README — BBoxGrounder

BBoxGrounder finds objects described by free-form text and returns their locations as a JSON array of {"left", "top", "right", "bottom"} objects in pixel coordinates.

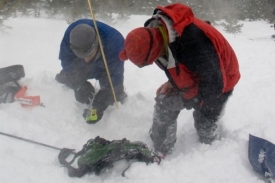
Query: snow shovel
[{"left": 248, "top": 134, "right": 275, "bottom": 183}]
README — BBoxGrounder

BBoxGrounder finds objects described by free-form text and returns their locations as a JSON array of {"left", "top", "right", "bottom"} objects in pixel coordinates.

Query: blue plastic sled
[{"left": 249, "top": 134, "right": 275, "bottom": 182}]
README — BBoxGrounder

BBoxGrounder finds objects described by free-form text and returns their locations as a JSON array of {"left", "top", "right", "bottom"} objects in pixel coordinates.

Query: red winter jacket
[{"left": 146, "top": 3, "right": 240, "bottom": 102}]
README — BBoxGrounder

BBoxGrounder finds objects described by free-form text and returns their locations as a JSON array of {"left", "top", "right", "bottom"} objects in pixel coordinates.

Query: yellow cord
[{"left": 157, "top": 26, "right": 169, "bottom": 56}]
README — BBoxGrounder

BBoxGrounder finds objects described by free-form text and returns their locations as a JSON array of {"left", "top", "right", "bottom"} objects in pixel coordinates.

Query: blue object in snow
[{"left": 248, "top": 134, "right": 275, "bottom": 182}]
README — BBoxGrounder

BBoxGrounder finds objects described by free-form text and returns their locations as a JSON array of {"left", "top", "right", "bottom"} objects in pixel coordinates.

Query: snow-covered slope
[{"left": 0, "top": 16, "right": 275, "bottom": 183}]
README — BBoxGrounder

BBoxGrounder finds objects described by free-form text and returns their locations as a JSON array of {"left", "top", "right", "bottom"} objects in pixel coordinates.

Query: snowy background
[{"left": 0, "top": 15, "right": 275, "bottom": 183}]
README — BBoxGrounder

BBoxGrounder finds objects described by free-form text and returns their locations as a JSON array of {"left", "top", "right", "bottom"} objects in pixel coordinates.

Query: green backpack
[{"left": 58, "top": 136, "right": 161, "bottom": 177}]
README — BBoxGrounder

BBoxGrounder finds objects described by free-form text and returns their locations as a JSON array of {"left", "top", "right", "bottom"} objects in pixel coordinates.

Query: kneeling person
[{"left": 56, "top": 19, "right": 127, "bottom": 123}]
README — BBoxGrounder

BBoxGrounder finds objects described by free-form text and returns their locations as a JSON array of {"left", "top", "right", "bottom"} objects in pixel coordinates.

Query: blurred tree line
[{"left": 0, "top": 0, "right": 275, "bottom": 33}]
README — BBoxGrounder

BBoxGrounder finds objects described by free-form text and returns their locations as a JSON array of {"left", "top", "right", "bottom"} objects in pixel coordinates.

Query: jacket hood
[{"left": 155, "top": 3, "right": 194, "bottom": 35}]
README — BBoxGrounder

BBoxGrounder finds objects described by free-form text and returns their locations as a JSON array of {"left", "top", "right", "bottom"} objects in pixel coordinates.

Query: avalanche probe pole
[
  {"left": 87, "top": 0, "right": 119, "bottom": 109},
  {"left": 0, "top": 131, "right": 75, "bottom": 154}
]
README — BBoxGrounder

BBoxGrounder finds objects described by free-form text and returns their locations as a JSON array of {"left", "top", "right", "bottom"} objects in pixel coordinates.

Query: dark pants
[
  {"left": 150, "top": 101, "right": 180, "bottom": 154},
  {"left": 150, "top": 91, "right": 232, "bottom": 154},
  {"left": 194, "top": 91, "right": 232, "bottom": 143}
]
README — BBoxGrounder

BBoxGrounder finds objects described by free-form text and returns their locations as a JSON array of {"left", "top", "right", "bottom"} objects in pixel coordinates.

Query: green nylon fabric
[{"left": 77, "top": 141, "right": 151, "bottom": 166}]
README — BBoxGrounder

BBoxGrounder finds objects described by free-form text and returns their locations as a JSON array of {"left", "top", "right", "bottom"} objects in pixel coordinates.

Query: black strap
[
  {"left": 141, "top": 28, "right": 153, "bottom": 67},
  {"left": 121, "top": 164, "right": 132, "bottom": 177},
  {"left": 1, "top": 81, "right": 21, "bottom": 103},
  {"left": 68, "top": 149, "right": 86, "bottom": 164}
]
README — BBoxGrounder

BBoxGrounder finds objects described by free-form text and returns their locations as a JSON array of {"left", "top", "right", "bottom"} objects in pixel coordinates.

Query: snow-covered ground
[{"left": 0, "top": 15, "right": 275, "bottom": 183}]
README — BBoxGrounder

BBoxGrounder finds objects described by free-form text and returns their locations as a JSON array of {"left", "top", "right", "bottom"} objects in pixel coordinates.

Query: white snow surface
[{"left": 0, "top": 15, "right": 275, "bottom": 183}]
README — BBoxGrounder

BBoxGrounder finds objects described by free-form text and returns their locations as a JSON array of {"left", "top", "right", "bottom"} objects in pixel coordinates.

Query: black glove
[
  {"left": 92, "top": 89, "right": 113, "bottom": 111},
  {"left": 74, "top": 81, "right": 95, "bottom": 104},
  {"left": 83, "top": 108, "right": 104, "bottom": 124}
]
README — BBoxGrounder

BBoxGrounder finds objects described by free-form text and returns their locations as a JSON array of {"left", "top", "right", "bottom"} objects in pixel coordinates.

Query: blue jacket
[{"left": 59, "top": 19, "right": 124, "bottom": 90}]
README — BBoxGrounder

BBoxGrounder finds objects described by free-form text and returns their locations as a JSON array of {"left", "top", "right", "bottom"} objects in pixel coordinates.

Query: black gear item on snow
[
  {"left": 58, "top": 136, "right": 161, "bottom": 178},
  {"left": 0, "top": 84, "right": 21, "bottom": 104},
  {"left": 0, "top": 65, "right": 25, "bottom": 85},
  {"left": 74, "top": 81, "right": 95, "bottom": 104},
  {"left": 150, "top": 99, "right": 179, "bottom": 155},
  {"left": 0, "top": 65, "right": 25, "bottom": 104}
]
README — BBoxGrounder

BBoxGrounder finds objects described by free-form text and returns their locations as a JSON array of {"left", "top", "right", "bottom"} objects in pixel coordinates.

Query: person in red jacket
[{"left": 119, "top": 3, "right": 240, "bottom": 155}]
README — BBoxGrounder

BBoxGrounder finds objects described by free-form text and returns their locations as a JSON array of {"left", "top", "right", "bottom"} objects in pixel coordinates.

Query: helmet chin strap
[{"left": 140, "top": 28, "right": 153, "bottom": 67}]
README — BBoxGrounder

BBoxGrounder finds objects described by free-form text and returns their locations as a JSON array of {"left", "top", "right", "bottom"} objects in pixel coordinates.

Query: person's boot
[
  {"left": 198, "top": 128, "right": 219, "bottom": 144},
  {"left": 194, "top": 110, "right": 219, "bottom": 145}
]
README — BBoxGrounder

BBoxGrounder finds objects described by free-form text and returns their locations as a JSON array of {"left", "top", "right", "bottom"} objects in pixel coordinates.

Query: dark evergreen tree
[{"left": 0, "top": 0, "right": 274, "bottom": 33}]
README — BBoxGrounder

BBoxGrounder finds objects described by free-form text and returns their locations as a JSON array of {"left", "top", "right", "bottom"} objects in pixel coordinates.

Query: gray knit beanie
[{"left": 69, "top": 24, "right": 98, "bottom": 59}]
